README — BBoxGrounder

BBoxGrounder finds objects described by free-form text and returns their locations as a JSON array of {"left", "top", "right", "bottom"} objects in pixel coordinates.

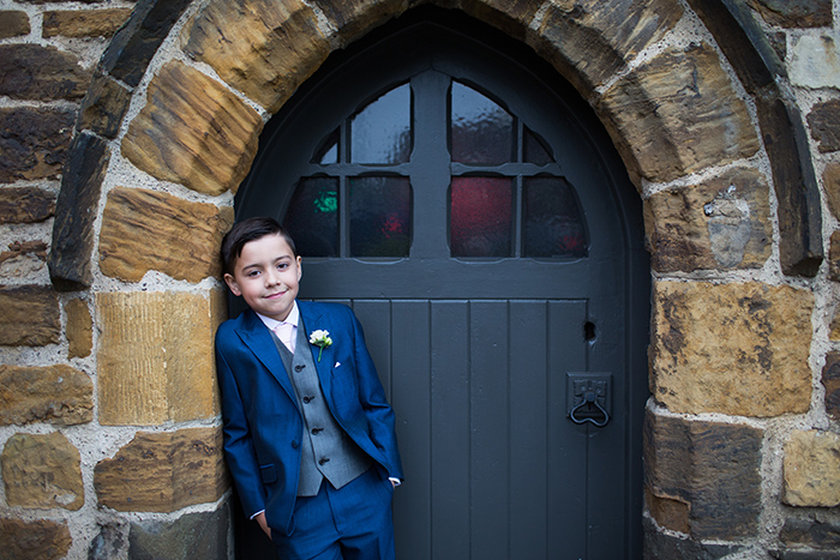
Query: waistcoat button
[{"left": 294, "top": 364, "right": 305, "bottom": 372}]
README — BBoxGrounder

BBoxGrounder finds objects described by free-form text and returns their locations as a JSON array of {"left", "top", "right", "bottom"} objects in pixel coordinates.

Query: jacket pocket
[{"left": 259, "top": 464, "right": 277, "bottom": 485}]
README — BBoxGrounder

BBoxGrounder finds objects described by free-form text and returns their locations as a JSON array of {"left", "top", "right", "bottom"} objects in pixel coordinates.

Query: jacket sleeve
[
  {"left": 347, "top": 307, "right": 405, "bottom": 481},
  {"left": 215, "top": 328, "right": 266, "bottom": 518}
]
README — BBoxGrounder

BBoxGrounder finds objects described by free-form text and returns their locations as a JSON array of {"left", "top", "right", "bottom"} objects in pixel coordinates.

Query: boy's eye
[
  {"left": 246, "top": 270, "right": 260, "bottom": 277},
  {"left": 277, "top": 263, "right": 288, "bottom": 270}
]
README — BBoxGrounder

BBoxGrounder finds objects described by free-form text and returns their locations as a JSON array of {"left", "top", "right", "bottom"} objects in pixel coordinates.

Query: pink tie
[{"left": 274, "top": 322, "right": 295, "bottom": 353}]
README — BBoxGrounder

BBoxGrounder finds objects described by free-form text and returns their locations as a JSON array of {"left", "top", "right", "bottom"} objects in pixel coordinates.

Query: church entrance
[{"left": 234, "top": 9, "right": 649, "bottom": 559}]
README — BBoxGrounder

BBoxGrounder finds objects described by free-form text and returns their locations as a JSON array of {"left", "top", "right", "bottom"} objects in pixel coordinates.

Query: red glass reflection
[{"left": 450, "top": 176, "right": 512, "bottom": 257}]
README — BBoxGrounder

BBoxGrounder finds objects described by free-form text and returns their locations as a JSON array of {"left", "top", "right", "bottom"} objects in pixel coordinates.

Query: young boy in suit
[{"left": 215, "top": 216, "right": 403, "bottom": 560}]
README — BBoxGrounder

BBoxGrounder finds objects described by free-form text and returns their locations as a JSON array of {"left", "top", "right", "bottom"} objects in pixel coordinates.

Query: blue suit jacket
[{"left": 214, "top": 300, "right": 403, "bottom": 535}]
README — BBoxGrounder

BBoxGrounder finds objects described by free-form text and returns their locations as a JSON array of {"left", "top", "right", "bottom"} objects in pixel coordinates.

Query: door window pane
[
  {"left": 350, "top": 176, "right": 412, "bottom": 257},
  {"left": 313, "top": 128, "right": 339, "bottom": 164},
  {"left": 451, "top": 81, "right": 513, "bottom": 164},
  {"left": 450, "top": 176, "right": 512, "bottom": 257},
  {"left": 284, "top": 177, "right": 339, "bottom": 257},
  {"left": 523, "top": 176, "right": 587, "bottom": 257},
  {"left": 350, "top": 84, "right": 412, "bottom": 164},
  {"left": 523, "top": 127, "right": 553, "bottom": 165}
]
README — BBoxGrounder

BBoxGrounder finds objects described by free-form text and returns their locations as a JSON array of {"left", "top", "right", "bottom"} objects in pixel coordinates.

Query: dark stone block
[
  {"left": 88, "top": 520, "right": 128, "bottom": 560},
  {"left": 746, "top": 0, "right": 832, "bottom": 28},
  {"left": 644, "top": 410, "right": 763, "bottom": 539},
  {"left": 76, "top": 71, "right": 132, "bottom": 139},
  {"left": 780, "top": 515, "right": 840, "bottom": 549},
  {"left": 643, "top": 516, "right": 740, "bottom": 560},
  {"left": 755, "top": 91, "right": 823, "bottom": 277},
  {"left": 0, "top": 44, "right": 90, "bottom": 100},
  {"left": 48, "top": 131, "right": 109, "bottom": 291},
  {"left": 0, "top": 285, "right": 60, "bottom": 346},
  {"left": 0, "top": 107, "right": 74, "bottom": 183},
  {"left": 771, "top": 551, "right": 840, "bottom": 560},
  {"left": 822, "top": 352, "right": 840, "bottom": 420},
  {"left": 807, "top": 99, "right": 840, "bottom": 153},
  {"left": 128, "top": 501, "right": 229, "bottom": 560},
  {"left": 100, "top": 0, "right": 192, "bottom": 87},
  {"left": 0, "top": 187, "right": 56, "bottom": 223},
  {"left": 0, "top": 11, "right": 30, "bottom": 39}
]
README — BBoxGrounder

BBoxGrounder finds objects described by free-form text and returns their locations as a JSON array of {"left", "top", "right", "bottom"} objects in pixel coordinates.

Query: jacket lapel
[
  {"left": 235, "top": 309, "right": 298, "bottom": 405},
  {"left": 298, "top": 301, "right": 335, "bottom": 401}
]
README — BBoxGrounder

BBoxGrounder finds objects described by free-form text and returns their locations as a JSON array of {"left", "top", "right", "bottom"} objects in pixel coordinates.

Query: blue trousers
[{"left": 273, "top": 468, "right": 396, "bottom": 560}]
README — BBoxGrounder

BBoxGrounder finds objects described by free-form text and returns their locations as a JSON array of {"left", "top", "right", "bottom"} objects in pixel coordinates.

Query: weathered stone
[
  {"left": 831, "top": 307, "right": 840, "bottom": 342},
  {"left": 128, "top": 503, "right": 230, "bottom": 560},
  {"left": 122, "top": 61, "right": 262, "bottom": 195},
  {"left": 94, "top": 427, "right": 228, "bottom": 512},
  {"left": 823, "top": 353, "right": 840, "bottom": 420},
  {"left": 0, "top": 107, "right": 74, "bottom": 183},
  {"left": 651, "top": 281, "right": 813, "bottom": 416},
  {"left": 534, "top": 0, "right": 682, "bottom": 94},
  {"left": 100, "top": 0, "right": 193, "bottom": 87},
  {"left": 43, "top": 8, "right": 132, "bottom": 38},
  {"left": 313, "top": 0, "right": 407, "bottom": 45},
  {"left": 0, "top": 44, "right": 90, "bottom": 100},
  {"left": 0, "top": 240, "right": 47, "bottom": 283},
  {"left": 99, "top": 186, "right": 234, "bottom": 283},
  {"left": 598, "top": 42, "right": 759, "bottom": 185},
  {"left": 791, "top": 32, "right": 840, "bottom": 90},
  {"left": 181, "top": 0, "right": 331, "bottom": 113},
  {"left": 644, "top": 167, "right": 771, "bottom": 272},
  {"left": 747, "top": 0, "right": 832, "bottom": 28},
  {"left": 0, "top": 11, "right": 30, "bottom": 39},
  {"left": 780, "top": 515, "right": 840, "bottom": 549},
  {"left": 2, "top": 431, "right": 84, "bottom": 510},
  {"left": 0, "top": 186, "right": 56, "bottom": 223},
  {"left": 829, "top": 231, "right": 840, "bottom": 282},
  {"left": 644, "top": 410, "right": 763, "bottom": 539},
  {"left": 0, "top": 285, "right": 60, "bottom": 346},
  {"left": 755, "top": 92, "right": 823, "bottom": 277},
  {"left": 808, "top": 99, "right": 840, "bottom": 153},
  {"left": 446, "top": 0, "right": 540, "bottom": 43},
  {"left": 783, "top": 430, "right": 840, "bottom": 507},
  {"left": 771, "top": 551, "right": 840, "bottom": 560},
  {"left": 65, "top": 297, "right": 92, "bottom": 359},
  {"left": 48, "top": 131, "right": 110, "bottom": 291},
  {"left": 0, "top": 518, "right": 72, "bottom": 560},
  {"left": 88, "top": 520, "right": 128, "bottom": 560},
  {"left": 642, "top": 516, "right": 741, "bottom": 560},
  {"left": 96, "top": 290, "right": 225, "bottom": 425},
  {"left": 76, "top": 71, "right": 132, "bottom": 139},
  {"left": 824, "top": 163, "right": 840, "bottom": 221},
  {"left": 0, "top": 364, "right": 93, "bottom": 426},
  {"left": 645, "top": 486, "right": 689, "bottom": 533}
]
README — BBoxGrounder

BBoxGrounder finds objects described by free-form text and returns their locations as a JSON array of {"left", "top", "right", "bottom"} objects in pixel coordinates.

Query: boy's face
[{"left": 224, "top": 233, "right": 302, "bottom": 322}]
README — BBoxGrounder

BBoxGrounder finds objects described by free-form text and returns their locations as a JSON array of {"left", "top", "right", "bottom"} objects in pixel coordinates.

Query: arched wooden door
[{"left": 234, "top": 9, "right": 649, "bottom": 560}]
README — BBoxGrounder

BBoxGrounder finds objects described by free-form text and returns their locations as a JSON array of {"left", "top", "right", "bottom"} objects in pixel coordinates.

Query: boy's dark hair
[{"left": 221, "top": 217, "right": 297, "bottom": 275}]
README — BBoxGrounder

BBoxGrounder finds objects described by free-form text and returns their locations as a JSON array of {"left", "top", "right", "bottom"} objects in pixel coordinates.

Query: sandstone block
[
  {"left": 598, "top": 42, "right": 759, "bottom": 184},
  {"left": 0, "top": 44, "right": 90, "bottom": 100},
  {"left": 808, "top": 99, "right": 840, "bottom": 153},
  {"left": 642, "top": 516, "right": 741, "bottom": 560},
  {"left": 99, "top": 186, "right": 234, "bottom": 283},
  {"left": 535, "top": 0, "right": 682, "bottom": 92},
  {"left": 644, "top": 167, "right": 771, "bottom": 272},
  {"left": 0, "top": 186, "right": 56, "bottom": 223},
  {"left": 824, "top": 163, "right": 840, "bottom": 221},
  {"left": 94, "top": 427, "right": 228, "bottom": 512},
  {"left": 0, "top": 240, "right": 47, "bottom": 283},
  {"left": 43, "top": 8, "right": 132, "bottom": 38},
  {"left": 0, "top": 364, "right": 93, "bottom": 426},
  {"left": 313, "top": 0, "right": 407, "bottom": 45},
  {"left": 2, "top": 431, "right": 83, "bottom": 510},
  {"left": 831, "top": 307, "right": 840, "bottom": 342},
  {"left": 783, "top": 430, "right": 840, "bottom": 507},
  {"left": 747, "top": 0, "right": 832, "bottom": 28},
  {"left": 88, "top": 520, "right": 128, "bottom": 560},
  {"left": 644, "top": 410, "right": 763, "bottom": 539},
  {"left": 0, "top": 285, "right": 60, "bottom": 346},
  {"left": 122, "top": 61, "right": 262, "bottom": 195},
  {"left": 0, "top": 11, "right": 30, "bottom": 39},
  {"left": 791, "top": 32, "right": 840, "bottom": 90},
  {"left": 181, "top": 0, "right": 330, "bottom": 113},
  {"left": 651, "top": 281, "right": 813, "bottom": 416},
  {"left": 822, "top": 352, "right": 840, "bottom": 420},
  {"left": 0, "top": 107, "right": 74, "bottom": 183},
  {"left": 129, "top": 503, "right": 230, "bottom": 559},
  {"left": 76, "top": 71, "right": 132, "bottom": 139},
  {"left": 0, "top": 518, "right": 72, "bottom": 560},
  {"left": 829, "top": 231, "right": 840, "bottom": 282},
  {"left": 96, "top": 290, "right": 225, "bottom": 425},
  {"left": 65, "top": 297, "right": 92, "bottom": 358}
]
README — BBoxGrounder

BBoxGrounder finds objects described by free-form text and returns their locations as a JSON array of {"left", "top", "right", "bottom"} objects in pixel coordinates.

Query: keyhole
[{"left": 584, "top": 321, "right": 596, "bottom": 342}]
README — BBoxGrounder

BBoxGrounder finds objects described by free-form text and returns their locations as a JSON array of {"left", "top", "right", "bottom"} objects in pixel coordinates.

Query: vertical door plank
[
  {"left": 391, "top": 301, "right": 431, "bottom": 560},
  {"left": 430, "top": 301, "right": 471, "bottom": 559},
  {"left": 469, "top": 301, "right": 510, "bottom": 560},
  {"left": 352, "top": 300, "right": 393, "bottom": 398}
]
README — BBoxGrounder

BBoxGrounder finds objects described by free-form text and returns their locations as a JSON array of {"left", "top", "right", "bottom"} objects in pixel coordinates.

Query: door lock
[{"left": 566, "top": 372, "right": 611, "bottom": 427}]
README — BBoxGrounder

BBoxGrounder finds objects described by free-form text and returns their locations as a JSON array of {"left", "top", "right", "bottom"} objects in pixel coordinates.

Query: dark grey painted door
[{"left": 235, "top": 9, "right": 648, "bottom": 560}]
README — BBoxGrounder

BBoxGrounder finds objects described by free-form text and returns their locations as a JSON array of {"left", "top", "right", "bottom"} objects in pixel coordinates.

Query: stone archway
[{"left": 44, "top": 0, "right": 825, "bottom": 557}]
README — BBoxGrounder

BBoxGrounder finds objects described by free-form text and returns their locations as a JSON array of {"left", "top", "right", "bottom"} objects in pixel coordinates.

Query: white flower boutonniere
[{"left": 309, "top": 329, "right": 333, "bottom": 362}]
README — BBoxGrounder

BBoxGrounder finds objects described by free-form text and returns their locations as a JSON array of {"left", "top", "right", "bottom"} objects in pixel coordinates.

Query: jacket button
[
  {"left": 294, "top": 364, "right": 305, "bottom": 372},
  {"left": 291, "top": 440, "right": 299, "bottom": 449}
]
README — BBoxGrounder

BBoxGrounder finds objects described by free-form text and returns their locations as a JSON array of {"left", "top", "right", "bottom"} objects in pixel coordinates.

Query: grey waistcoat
[{"left": 273, "top": 320, "right": 372, "bottom": 497}]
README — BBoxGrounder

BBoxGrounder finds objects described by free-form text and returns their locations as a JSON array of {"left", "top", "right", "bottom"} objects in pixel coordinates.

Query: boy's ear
[
  {"left": 296, "top": 256, "right": 302, "bottom": 280},
  {"left": 223, "top": 273, "right": 242, "bottom": 296}
]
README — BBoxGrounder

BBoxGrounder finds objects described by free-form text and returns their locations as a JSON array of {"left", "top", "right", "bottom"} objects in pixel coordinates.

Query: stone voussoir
[
  {"left": 0, "top": 364, "right": 93, "bottom": 426},
  {"left": 650, "top": 280, "right": 813, "bottom": 416},
  {"left": 94, "top": 427, "right": 228, "bottom": 512},
  {"left": 96, "top": 289, "right": 226, "bottom": 426},
  {"left": 99, "top": 186, "right": 234, "bottom": 283},
  {"left": 121, "top": 60, "right": 263, "bottom": 196}
]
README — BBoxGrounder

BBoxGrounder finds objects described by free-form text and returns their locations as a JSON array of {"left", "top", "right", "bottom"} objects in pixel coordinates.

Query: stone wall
[{"left": 1, "top": 0, "right": 840, "bottom": 559}]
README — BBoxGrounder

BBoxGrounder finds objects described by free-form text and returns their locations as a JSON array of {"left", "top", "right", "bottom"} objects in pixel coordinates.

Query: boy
[{"left": 215, "top": 217, "right": 403, "bottom": 560}]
